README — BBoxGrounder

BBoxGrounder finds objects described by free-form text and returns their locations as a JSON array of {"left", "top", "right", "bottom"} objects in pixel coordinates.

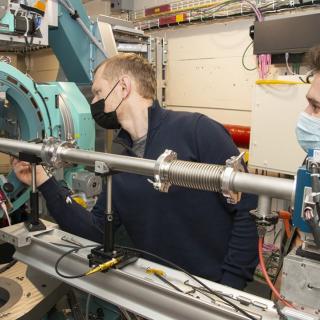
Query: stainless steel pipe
[
  {"left": 0, "top": 138, "right": 42, "bottom": 157},
  {"left": 60, "top": 148, "right": 156, "bottom": 177},
  {"left": 231, "top": 172, "right": 294, "bottom": 201},
  {"left": 0, "top": 138, "right": 155, "bottom": 177},
  {"left": 0, "top": 138, "right": 295, "bottom": 202}
]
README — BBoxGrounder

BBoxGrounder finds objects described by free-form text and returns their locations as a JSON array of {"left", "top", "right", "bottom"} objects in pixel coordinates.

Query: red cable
[{"left": 258, "top": 237, "right": 295, "bottom": 309}]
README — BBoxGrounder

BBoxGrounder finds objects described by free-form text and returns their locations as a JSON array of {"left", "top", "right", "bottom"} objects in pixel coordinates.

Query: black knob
[{"left": 3, "top": 183, "right": 14, "bottom": 193}]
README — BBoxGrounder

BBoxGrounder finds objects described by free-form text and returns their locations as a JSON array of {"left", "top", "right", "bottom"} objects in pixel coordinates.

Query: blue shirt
[{"left": 39, "top": 100, "right": 258, "bottom": 290}]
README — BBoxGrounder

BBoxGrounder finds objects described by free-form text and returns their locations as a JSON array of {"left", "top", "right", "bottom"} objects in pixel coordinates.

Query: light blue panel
[
  {"left": 49, "top": 0, "right": 92, "bottom": 84},
  {"left": 0, "top": 62, "right": 52, "bottom": 140},
  {"left": 0, "top": 12, "right": 14, "bottom": 33},
  {"left": 55, "top": 82, "right": 95, "bottom": 150}
]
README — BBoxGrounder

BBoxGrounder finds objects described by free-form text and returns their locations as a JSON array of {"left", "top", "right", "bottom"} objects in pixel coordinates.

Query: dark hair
[{"left": 305, "top": 45, "right": 320, "bottom": 73}]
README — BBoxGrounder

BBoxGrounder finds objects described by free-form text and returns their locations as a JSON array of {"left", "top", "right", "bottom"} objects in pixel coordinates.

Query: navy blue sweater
[{"left": 39, "top": 100, "right": 258, "bottom": 289}]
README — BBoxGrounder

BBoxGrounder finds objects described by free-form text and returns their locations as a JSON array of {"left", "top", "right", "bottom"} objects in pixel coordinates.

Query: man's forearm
[{"left": 38, "top": 177, "right": 104, "bottom": 243}]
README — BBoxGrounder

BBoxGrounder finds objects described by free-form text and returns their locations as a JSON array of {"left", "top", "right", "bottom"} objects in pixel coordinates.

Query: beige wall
[
  {"left": 83, "top": 0, "right": 111, "bottom": 19},
  {"left": 3, "top": 5, "right": 320, "bottom": 129},
  {"left": 147, "top": 8, "right": 320, "bottom": 126},
  {"left": 23, "top": 48, "right": 60, "bottom": 82},
  {"left": 133, "top": 0, "right": 177, "bottom": 10}
]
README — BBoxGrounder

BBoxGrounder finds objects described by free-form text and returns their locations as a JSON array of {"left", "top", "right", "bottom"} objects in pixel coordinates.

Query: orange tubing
[
  {"left": 278, "top": 210, "right": 292, "bottom": 239},
  {"left": 258, "top": 238, "right": 295, "bottom": 308}
]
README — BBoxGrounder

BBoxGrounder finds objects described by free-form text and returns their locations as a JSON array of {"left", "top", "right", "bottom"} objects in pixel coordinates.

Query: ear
[{"left": 119, "top": 75, "right": 131, "bottom": 99}]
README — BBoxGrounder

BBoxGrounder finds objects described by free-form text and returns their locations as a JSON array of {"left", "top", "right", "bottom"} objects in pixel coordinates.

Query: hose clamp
[
  {"left": 41, "top": 137, "right": 77, "bottom": 168},
  {"left": 221, "top": 152, "right": 244, "bottom": 204},
  {"left": 149, "top": 149, "right": 177, "bottom": 192}
]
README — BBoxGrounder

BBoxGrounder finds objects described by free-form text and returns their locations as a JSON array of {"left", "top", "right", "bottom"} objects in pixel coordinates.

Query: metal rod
[
  {"left": 257, "top": 195, "right": 271, "bottom": 220},
  {"left": 104, "top": 175, "right": 114, "bottom": 253},
  {"left": 231, "top": 172, "right": 294, "bottom": 201},
  {"left": 31, "top": 163, "right": 36, "bottom": 193},
  {"left": 107, "top": 175, "right": 112, "bottom": 217}
]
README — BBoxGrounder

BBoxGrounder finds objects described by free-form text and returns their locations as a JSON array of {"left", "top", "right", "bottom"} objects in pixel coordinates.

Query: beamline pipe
[{"left": 0, "top": 138, "right": 295, "bottom": 201}]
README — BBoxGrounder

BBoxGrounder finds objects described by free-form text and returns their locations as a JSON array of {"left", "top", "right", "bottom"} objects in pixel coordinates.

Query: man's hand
[{"left": 12, "top": 158, "right": 50, "bottom": 187}]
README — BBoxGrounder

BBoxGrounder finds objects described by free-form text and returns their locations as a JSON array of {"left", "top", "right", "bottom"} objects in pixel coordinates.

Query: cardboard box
[{"left": 0, "top": 152, "right": 10, "bottom": 174}]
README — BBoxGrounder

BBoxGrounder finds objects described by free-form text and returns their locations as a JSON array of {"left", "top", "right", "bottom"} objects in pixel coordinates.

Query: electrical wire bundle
[
  {"left": 196, "top": 0, "right": 271, "bottom": 78},
  {"left": 138, "top": 0, "right": 320, "bottom": 29}
]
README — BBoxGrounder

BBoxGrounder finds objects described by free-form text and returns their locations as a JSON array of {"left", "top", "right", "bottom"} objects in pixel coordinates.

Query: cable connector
[
  {"left": 85, "top": 257, "right": 121, "bottom": 276},
  {"left": 70, "top": 10, "right": 79, "bottom": 20}
]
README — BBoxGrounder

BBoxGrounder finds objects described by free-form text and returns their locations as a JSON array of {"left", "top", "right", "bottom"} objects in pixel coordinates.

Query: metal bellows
[{"left": 167, "top": 160, "right": 224, "bottom": 192}]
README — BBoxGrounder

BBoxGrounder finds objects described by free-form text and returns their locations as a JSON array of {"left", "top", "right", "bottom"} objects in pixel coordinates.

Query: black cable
[
  {"left": 273, "top": 228, "right": 282, "bottom": 245},
  {"left": 242, "top": 41, "right": 257, "bottom": 71},
  {"left": 54, "top": 244, "right": 97, "bottom": 279},
  {"left": 32, "top": 81, "right": 53, "bottom": 136},
  {"left": 116, "top": 245, "right": 256, "bottom": 320},
  {"left": 55, "top": 242, "right": 270, "bottom": 319},
  {"left": 0, "top": 260, "right": 17, "bottom": 273}
]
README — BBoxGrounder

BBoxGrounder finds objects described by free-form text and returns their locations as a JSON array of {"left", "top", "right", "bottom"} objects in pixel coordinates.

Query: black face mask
[{"left": 90, "top": 80, "right": 123, "bottom": 129}]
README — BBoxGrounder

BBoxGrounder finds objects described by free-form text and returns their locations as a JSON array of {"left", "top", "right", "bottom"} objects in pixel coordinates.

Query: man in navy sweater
[{"left": 14, "top": 53, "right": 258, "bottom": 290}]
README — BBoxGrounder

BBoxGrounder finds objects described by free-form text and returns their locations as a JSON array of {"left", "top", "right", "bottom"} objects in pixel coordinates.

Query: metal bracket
[
  {"left": 0, "top": 219, "right": 58, "bottom": 247},
  {"left": 221, "top": 152, "right": 244, "bottom": 204},
  {"left": 302, "top": 187, "right": 316, "bottom": 221},
  {"left": 94, "top": 161, "right": 110, "bottom": 175}
]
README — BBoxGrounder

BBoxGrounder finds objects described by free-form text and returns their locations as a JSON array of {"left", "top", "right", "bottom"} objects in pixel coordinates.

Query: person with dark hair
[{"left": 13, "top": 53, "right": 258, "bottom": 290}]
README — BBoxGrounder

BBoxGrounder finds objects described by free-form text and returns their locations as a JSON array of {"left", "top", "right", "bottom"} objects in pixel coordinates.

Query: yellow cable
[{"left": 256, "top": 79, "right": 305, "bottom": 85}]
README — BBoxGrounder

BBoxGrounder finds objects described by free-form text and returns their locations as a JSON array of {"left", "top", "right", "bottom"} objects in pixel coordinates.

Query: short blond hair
[{"left": 96, "top": 53, "right": 156, "bottom": 99}]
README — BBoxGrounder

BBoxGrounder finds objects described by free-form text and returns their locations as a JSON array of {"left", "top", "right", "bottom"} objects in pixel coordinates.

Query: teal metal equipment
[
  {"left": 49, "top": 0, "right": 107, "bottom": 84},
  {"left": 0, "top": 11, "right": 14, "bottom": 33},
  {"left": 0, "top": 62, "right": 95, "bottom": 214}
]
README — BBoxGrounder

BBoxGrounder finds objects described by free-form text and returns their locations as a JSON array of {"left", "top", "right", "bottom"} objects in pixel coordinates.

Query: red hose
[
  {"left": 258, "top": 238, "right": 294, "bottom": 308},
  {"left": 224, "top": 124, "right": 251, "bottom": 149}
]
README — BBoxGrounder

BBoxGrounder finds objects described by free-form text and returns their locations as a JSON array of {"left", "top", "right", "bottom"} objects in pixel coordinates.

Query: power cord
[
  {"left": 116, "top": 245, "right": 257, "bottom": 320},
  {"left": 242, "top": 41, "right": 257, "bottom": 71},
  {"left": 32, "top": 80, "right": 53, "bottom": 136},
  {"left": 54, "top": 244, "right": 97, "bottom": 279},
  {"left": 54, "top": 242, "right": 256, "bottom": 319}
]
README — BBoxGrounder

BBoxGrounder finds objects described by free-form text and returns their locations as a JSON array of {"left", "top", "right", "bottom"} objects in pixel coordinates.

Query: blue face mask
[{"left": 296, "top": 112, "right": 320, "bottom": 152}]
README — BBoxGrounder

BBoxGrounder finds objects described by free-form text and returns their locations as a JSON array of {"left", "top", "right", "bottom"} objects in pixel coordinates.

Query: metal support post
[
  {"left": 104, "top": 174, "right": 114, "bottom": 254},
  {"left": 19, "top": 152, "right": 46, "bottom": 232}
]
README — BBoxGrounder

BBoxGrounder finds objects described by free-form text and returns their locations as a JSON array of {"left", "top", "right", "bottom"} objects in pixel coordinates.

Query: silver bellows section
[{"left": 167, "top": 160, "right": 224, "bottom": 192}]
